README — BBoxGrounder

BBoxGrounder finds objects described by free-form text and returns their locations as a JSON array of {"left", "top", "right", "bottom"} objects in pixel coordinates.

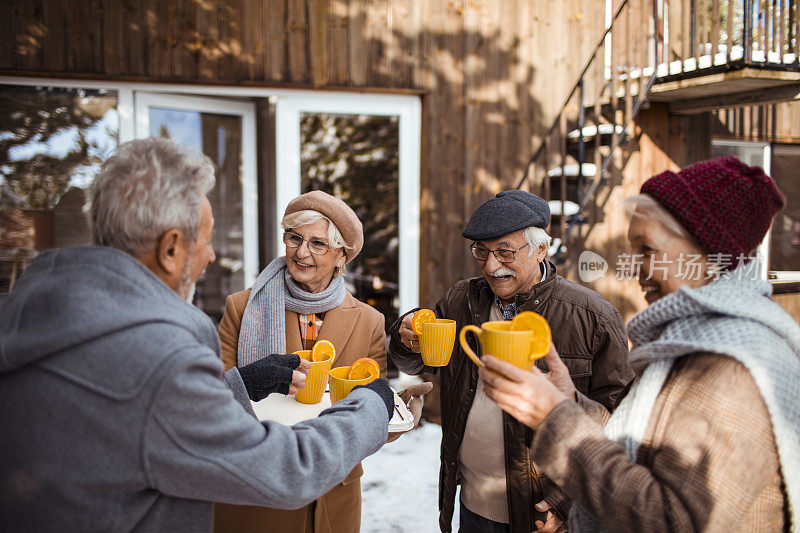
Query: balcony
[
  {"left": 518, "top": 0, "right": 800, "bottom": 266},
  {"left": 639, "top": 0, "right": 800, "bottom": 113}
]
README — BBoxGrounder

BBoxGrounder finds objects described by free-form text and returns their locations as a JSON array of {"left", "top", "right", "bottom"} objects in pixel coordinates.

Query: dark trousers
[{"left": 458, "top": 500, "right": 510, "bottom": 533}]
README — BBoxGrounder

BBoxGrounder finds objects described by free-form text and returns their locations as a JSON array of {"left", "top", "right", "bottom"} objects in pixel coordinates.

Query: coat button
[{"left": 534, "top": 299, "right": 540, "bottom": 305}]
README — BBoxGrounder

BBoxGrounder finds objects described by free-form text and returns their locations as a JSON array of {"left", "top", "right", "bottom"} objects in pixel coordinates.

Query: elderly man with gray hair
[
  {"left": 389, "top": 190, "right": 633, "bottom": 533},
  {"left": 0, "top": 138, "right": 395, "bottom": 532}
]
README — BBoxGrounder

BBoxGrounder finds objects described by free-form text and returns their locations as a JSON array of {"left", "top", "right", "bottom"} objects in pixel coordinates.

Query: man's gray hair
[
  {"left": 523, "top": 226, "right": 552, "bottom": 256},
  {"left": 91, "top": 138, "right": 216, "bottom": 257}
]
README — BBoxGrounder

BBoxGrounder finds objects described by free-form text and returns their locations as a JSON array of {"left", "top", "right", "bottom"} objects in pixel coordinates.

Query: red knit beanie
[{"left": 641, "top": 155, "right": 786, "bottom": 258}]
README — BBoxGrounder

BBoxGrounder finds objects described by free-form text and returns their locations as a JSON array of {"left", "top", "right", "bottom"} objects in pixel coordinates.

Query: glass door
[
  {"left": 275, "top": 93, "right": 421, "bottom": 327},
  {"left": 300, "top": 112, "right": 400, "bottom": 324},
  {"left": 766, "top": 145, "right": 800, "bottom": 281},
  {"left": 711, "top": 140, "right": 771, "bottom": 279},
  {"left": 135, "top": 93, "right": 257, "bottom": 322}
]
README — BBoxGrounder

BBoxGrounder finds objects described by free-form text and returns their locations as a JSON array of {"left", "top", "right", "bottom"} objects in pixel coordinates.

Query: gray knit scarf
[
  {"left": 237, "top": 256, "right": 346, "bottom": 367},
  {"left": 571, "top": 260, "right": 800, "bottom": 532}
]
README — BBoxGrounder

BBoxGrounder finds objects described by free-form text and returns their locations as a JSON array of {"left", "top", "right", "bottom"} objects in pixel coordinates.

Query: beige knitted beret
[{"left": 283, "top": 190, "right": 364, "bottom": 262}]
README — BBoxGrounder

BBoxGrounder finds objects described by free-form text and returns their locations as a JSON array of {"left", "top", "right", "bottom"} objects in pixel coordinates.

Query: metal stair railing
[
  {"left": 516, "top": 0, "right": 664, "bottom": 265},
  {"left": 514, "top": 0, "right": 632, "bottom": 192},
  {"left": 560, "top": 69, "right": 659, "bottom": 258}
]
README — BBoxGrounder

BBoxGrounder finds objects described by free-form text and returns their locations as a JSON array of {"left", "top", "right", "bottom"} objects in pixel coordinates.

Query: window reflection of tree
[
  {"left": 0, "top": 86, "right": 117, "bottom": 293},
  {"left": 0, "top": 86, "right": 117, "bottom": 211},
  {"left": 769, "top": 147, "right": 800, "bottom": 273},
  {"left": 300, "top": 113, "right": 400, "bottom": 330}
]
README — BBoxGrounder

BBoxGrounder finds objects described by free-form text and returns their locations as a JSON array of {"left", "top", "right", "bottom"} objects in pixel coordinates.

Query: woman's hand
[
  {"left": 537, "top": 344, "right": 577, "bottom": 398},
  {"left": 479, "top": 345, "right": 571, "bottom": 429},
  {"left": 288, "top": 358, "right": 311, "bottom": 395}
]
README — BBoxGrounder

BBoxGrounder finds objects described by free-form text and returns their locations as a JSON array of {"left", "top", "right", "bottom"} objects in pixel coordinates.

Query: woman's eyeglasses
[
  {"left": 283, "top": 232, "right": 331, "bottom": 255},
  {"left": 470, "top": 242, "right": 529, "bottom": 263}
]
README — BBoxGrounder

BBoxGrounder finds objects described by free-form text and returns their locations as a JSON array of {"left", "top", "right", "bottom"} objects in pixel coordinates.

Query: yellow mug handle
[{"left": 459, "top": 325, "right": 486, "bottom": 368}]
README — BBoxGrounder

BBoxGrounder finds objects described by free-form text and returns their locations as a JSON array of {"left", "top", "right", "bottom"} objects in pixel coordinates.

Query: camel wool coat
[{"left": 213, "top": 288, "right": 386, "bottom": 533}]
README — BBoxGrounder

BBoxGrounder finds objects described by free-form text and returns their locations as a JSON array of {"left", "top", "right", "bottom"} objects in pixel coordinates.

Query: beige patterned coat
[{"left": 534, "top": 353, "right": 785, "bottom": 532}]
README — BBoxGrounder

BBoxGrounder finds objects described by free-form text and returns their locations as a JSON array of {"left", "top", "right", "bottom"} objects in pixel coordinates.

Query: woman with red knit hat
[{"left": 477, "top": 156, "right": 800, "bottom": 531}]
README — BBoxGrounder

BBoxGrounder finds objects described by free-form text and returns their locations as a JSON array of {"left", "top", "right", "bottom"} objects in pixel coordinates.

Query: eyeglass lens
[
  {"left": 283, "top": 232, "right": 330, "bottom": 255},
  {"left": 471, "top": 246, "right": 515, "bottom": 263}
]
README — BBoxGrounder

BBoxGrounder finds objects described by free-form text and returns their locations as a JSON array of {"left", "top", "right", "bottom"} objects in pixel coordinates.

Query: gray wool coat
[{"left": 0, "top": 246, "right": 388, "bottom": 532}]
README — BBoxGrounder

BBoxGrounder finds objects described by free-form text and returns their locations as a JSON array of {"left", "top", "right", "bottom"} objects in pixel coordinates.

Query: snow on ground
[
  {"left": 361, "top": 375, "right": 460, "bottom": 532},
  {"left": 361, "top": 422, "right": 461, "bottom": 532}
]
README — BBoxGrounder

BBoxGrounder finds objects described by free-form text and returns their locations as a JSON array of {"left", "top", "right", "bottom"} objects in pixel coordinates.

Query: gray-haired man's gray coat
[{"left": 0, "top": 246, "right": 388, "bottom": 532}]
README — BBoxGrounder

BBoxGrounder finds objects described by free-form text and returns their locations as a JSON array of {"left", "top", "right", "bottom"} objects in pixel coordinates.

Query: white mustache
[{"left": 487, "top": 267, "right": 516, "bottom": 278}]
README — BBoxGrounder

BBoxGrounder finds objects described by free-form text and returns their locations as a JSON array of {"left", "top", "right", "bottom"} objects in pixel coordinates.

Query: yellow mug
[
  {"left": 328, "top": 365, "right": 377, "bottom": 404},
  {"left": 459, "top": 321, "right": 545, "bottom": 370},
  {"left": 419, "top": 319, "right": 457, "bottom": 366},
  {"left": 293, "top": 349, "right": 334, "bottom": 404}
]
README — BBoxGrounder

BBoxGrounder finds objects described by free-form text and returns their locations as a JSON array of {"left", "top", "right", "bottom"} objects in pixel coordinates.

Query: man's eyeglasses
[
  {"left": 470, "top": 242, "right": 529, "bottom": 263},
  {"left": 283, "top": 232, "right": 331, "bottom": 255}
]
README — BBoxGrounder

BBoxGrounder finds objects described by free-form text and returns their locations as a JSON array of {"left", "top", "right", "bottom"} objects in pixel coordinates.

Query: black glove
[
  {"left": 354, "top": 377, "right": 394, "bottom": 420},
  {"left": 238, "top": 353, "right": 301, "bottom": 402}
]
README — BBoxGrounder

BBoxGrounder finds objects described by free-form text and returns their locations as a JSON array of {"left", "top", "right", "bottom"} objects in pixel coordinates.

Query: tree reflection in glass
[{"left": 300, "top": 113, "right": 400, "bottom": 330}]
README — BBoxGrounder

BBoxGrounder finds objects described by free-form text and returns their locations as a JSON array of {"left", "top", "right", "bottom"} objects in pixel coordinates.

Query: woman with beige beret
[{"left": 213, "top": 190, "right": 387, "bottom": 533}]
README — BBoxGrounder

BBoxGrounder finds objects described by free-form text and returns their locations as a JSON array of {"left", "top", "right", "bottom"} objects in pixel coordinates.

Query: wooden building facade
[{"left": 1, "top": 0, "right": 798, "bottom": 324}]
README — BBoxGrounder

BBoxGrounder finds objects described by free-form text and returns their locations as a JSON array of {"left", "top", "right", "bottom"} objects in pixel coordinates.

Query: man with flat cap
[{"left": 389, "top": 190, "right": 633, "bottom": 533}]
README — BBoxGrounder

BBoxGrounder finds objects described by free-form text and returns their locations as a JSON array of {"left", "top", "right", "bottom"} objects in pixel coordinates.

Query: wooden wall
[
  {"left": 577, "top": 99, "right": 800, "bottom": 324},
  {"left": 775, "top": 291, "right": 800, "bottom": 320},
  {"left": 5, "top": 0, "right": 798, "bottom": 324},
  {"left": 711, "top": 101, "right": 800, "bottom": 143},
  {"left": 1, "top": 0, "right": 609, "bottom": 304},
  {"left": 576, "top": 102, "right": 713, "bottom": 320}
]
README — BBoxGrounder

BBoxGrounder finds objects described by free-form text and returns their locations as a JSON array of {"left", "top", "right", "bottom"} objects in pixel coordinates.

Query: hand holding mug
[
  {"left": 478, "top": 345, "right": 570, "bottom": 429},
  {"left": 534, "top": 500, "right": 566, "bottom": 533},
  {"left": 398, "top": 313, "right": 421, "bottom": 353},
  {"left": 288, "top": 358, "right": 311, "bottom": 394}
]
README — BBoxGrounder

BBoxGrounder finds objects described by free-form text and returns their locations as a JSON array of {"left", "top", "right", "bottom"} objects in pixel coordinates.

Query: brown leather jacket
[{"left": 389, "top": 261, "right": 633, "bottom": 532}]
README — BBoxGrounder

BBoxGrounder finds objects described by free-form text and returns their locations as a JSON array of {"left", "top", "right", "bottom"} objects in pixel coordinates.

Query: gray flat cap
[{"left": 462, "top": 190, "right": 550, "bottom": 241}]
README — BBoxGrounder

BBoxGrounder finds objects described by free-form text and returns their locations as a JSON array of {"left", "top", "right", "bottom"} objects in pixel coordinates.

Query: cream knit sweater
[{"left": 458, "top": 305, "right": 509, "bottom": 523}]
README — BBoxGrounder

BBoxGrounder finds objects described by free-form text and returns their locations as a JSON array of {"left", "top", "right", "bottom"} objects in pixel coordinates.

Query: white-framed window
[
  {"left": 0, "top": 76, "right": 423, "bottom": 318},
  {"left": 135, "top": 92, "right": 259, "bottom": 291},
  {"left": 275, "top": 93, "right": 421, "bottom": 319},
  {"left": 767, "top": 144, "right": 800, "bottom": 282},
  {"left": 712, "top": 139, "right": 800, "bottom": 282}
]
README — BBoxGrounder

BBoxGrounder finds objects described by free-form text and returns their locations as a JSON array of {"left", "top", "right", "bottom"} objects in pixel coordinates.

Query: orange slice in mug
[
  {"left": 510, "top": 311, "right": 552, "bottom": 358},
  {"left": 311, "top": 339, "right": 336, "bottom": 362},
  {"left": 411, "top": 309, "right": 436, "bottom": 336},
  {"left": 348, "top": 357, "right": 381, "bottom": 380}
]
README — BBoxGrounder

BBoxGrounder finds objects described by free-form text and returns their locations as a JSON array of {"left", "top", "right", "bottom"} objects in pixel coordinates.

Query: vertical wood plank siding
[
  {"left": 3, "top": 0, "right": 799, "bottom": 318},
  {"left": 0, "top": 2, "right": 13, "bottom": 70},
  {"left": 42, "top": 1, "right": 67, "bottom": 71},
  {"left": 13, "top": 1, "right": 43, "bottom": 70}
]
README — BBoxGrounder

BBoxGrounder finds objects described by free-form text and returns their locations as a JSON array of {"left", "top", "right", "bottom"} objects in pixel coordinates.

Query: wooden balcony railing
[
  {"left": 659, "top": 0, "right": 798, "bottom": 79},
  {"left": 517, "top": 0, "right": 662, "bottom": 263},
  {"left": 518, "top": 0, "right": 799, "bottom": 267}
]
